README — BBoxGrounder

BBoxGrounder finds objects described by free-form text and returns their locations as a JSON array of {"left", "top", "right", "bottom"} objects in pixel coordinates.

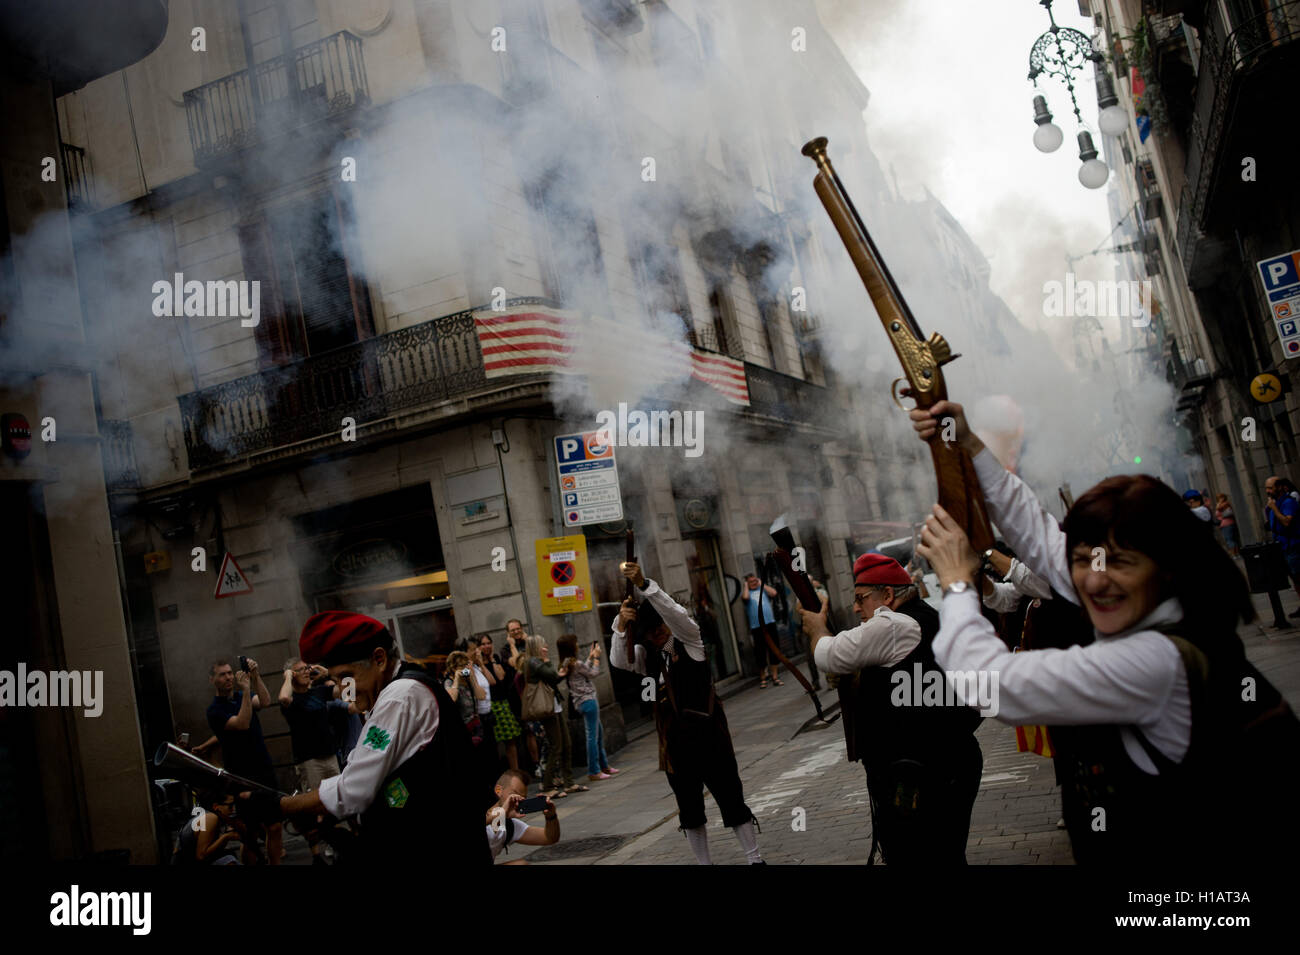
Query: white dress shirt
[
  {"left": 982, "top": 558, "right": 1053, "bottom": 614},
  {"left": 934, "top": 447, "right": 1191, "bottom": 774},
  {"left": 812, "top": 607, "right": 922, "bottom": 675},
  {"left": 316, "top": 672, "right": 440, "bottom": 818},
  {"left": 609, "top": 579, "right": 705, "bottom": 679}
]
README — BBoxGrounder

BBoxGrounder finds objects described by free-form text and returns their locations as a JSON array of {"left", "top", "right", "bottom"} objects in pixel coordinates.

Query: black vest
[
  {"left": 853, "top": 605, "right": 983, "bottom": 776},
  {"left": 657, "top": 642, "right": 714, "bottom": 716},
  {"left": 353, "top": 665, "right": 491, "bottom": 867},
  {"left": 1050, "top": 623, "right": 1299, "bottom": 866}
]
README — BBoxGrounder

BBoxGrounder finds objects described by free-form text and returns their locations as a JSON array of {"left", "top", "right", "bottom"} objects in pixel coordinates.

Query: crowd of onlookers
[{"left": 171, "top": 619, "right": 614, "bottom": 864}]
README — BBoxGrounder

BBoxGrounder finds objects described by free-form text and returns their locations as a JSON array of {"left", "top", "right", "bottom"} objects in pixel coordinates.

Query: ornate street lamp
[{"left": 1026, "top": 0, "right": 1117, "bottom": 188}]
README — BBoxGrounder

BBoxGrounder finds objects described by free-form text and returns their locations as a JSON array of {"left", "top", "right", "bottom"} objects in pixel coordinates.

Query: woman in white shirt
[{"left": 911, "top": 399, "right": 1262, "bottom": 865}]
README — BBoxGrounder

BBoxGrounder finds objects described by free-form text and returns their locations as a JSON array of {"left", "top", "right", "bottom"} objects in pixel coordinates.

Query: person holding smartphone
[
  {"left": 484, "top": 769, "right": 559, "bottom": 862},
  {"left": 279, "top": 656, "right": 342, "bottom": 864},
  {"left": 559, "top": 633, "right": 618, "bottom": 781}
]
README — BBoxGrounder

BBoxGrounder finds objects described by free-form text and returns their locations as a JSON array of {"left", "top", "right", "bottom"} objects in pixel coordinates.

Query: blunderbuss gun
[
  {"left": 155, "top": 742, "right": 358, "bottom": 858},
  {"left": 801, "top": 136, "right": 995, "bottom": 556},
  {"left": 764, "top": 515, "right": 839, "bottom": 725}
]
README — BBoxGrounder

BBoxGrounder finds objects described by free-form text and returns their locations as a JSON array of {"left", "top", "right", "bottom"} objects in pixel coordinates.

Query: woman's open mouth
[{"left": 1088, "top": 594, "right": 1126, "bottom": 613}]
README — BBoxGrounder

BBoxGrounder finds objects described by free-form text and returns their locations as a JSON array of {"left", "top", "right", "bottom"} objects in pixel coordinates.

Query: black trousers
[
  {"left": 750, "top": 624, "right": 778, "bottom": 670},
  {"left": 865, "top": 735, "right": 982, "bottom": 865},
  {"left": 664, "top": 705, "right": 753, "bottom": 830}
]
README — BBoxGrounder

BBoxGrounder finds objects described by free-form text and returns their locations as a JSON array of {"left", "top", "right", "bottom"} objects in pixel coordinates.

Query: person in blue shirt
[
  {"left": 741, "top": 572, "right": 783, "bottom": 687},
  {"left": 1265, "top": 476, "right": 1300, "bottom": 617}
]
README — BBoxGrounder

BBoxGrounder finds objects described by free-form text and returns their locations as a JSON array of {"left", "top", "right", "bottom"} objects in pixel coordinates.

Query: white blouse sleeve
[{"left": 972, "top": 448, "right": 1076, "bottom": 603}]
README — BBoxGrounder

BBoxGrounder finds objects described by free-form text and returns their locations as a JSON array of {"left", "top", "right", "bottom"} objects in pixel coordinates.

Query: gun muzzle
[{"left": 152, "top": 742, "right": 284, "bottom": 799}]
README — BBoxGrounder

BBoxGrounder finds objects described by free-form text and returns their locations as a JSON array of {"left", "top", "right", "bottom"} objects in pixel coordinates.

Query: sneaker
[
  {"left": 603, "top": 767, "right": 620, "bottom": 775},
  {"left": 589, "top": 772, "right": 612, "bottom": 780}
]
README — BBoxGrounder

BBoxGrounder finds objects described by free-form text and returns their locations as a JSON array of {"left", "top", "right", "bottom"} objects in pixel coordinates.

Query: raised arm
[
  {"left": 609, "top": 600, "right": 646, "bottom": 675},
  {"left": 911, "top": 400, "right": 1073, "bottom": 602}
]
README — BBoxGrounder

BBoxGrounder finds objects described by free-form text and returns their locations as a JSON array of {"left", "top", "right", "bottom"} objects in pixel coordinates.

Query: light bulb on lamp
[
  {"left": 1095, "top": 71, "right": 1128, "bottom": 137},
  {"left": 1032, "top": 95, "right": 1063, "bottom": 153},
  {"left": 1076, "top": 131, "right": 1109, "bottom": 188}
]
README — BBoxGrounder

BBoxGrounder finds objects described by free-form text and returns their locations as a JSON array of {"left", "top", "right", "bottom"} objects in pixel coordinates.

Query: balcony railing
[
  {"left": 60, "top": 142, "right": 94, "bottom": 212},
  {"left": 178, "top": 307, "right": 485, "bottom": 470},
  {"left": 689, "top": 324, "right": 743, "bottom": 361},
  {"left": 1181, "top": 1, "right": 1299, "bottom": 254},
  {"left": 183, "top": 31, "right": 369, "bottom": 165},
  {"left": 744, "top": 363, "right": 826, "bottom": 424}
]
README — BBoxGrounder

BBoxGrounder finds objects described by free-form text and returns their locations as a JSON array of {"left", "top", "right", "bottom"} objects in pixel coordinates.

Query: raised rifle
[
  {"left": 624, "top": 527, "right": 638, "bottom": 661},
  {"left": 801, "top": 137, "right": 994, "bottom": 555}
]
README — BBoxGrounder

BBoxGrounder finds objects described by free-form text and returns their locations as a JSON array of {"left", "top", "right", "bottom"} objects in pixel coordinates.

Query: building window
[
  {"left": 702, "top": 284, "right": 741, "bottom": 359},
  {"left": 525, "top": 170, "right": 607, "bottom": 310},
  {"left": 239, "top": 188, "right": 373, "bottom": 365},
  {"left": 632, "top": 242, "right": 691, "bottom": 328}
]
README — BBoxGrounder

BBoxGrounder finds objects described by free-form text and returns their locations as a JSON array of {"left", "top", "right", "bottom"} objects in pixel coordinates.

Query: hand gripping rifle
[
  {"left": 764, "top": 515, "right": 838, "bottom": 725},
  {"left": 801, "top": 137, "right": 994, "bottom": 556},
  {"left": 623, "top": 527, "right": 638, "bottom": 662}
]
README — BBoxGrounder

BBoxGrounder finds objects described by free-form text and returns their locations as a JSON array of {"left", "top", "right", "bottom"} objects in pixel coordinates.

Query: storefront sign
[{"left": 535, "top": 535, "right": 593, "bottom": 615}]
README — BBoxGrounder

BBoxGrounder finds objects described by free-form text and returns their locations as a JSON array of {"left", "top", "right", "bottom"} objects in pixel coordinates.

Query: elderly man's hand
[{"left": 797, "top": 596, "right": 830, "bottom": 639}]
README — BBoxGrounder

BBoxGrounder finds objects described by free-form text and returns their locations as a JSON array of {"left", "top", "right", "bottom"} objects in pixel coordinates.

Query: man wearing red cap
[
  {"left": 799, "top": 552, "right": 983, "bottom": 865},
  {"left": 269, "top": 611, "right": 490, "bottom": 866}
]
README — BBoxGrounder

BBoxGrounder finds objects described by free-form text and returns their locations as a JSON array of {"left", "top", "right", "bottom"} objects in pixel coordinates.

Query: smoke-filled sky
[{"left": 815, "top": 0, "right": 1119, "bottom": 343}]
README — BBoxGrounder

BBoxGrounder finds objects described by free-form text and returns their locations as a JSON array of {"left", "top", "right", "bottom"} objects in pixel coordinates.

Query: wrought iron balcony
[
  {"left": 1135, "top": 159, "right": 1163, "bottom": 221},
  {"left": 689, "top": 324, "right": 743, "bottom": 361},
  {"left": 60, "top": 142, "right": 95, "bottom": 212},
  {"left": 744, "top": 363, "right": 827, "bottom": 425},
  {"left": 1181, "top": 1, "right": 1299, "bottom": 249},
  {"left": 178, "top": 307, "right": 485, "bottom": 471},
  {"left": 182, "top": 31, "right": 369, "bottom": 166}
]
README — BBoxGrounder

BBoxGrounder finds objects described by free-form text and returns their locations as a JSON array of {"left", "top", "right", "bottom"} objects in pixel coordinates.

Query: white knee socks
[
  {"left": 733, "top": 820, "right": 762, "bottom": 864},
  {"left": 684, "top": 825, "right": 712, "bottom": 865}
]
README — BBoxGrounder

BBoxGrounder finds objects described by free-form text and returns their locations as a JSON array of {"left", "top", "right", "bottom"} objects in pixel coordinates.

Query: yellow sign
[
  {"left": 143, "top": 550, "right": 172, "bottom": 574},
  {"left": 535, "top": 535, "right": 593, "bottom": 616},
  {"left": 1252, "top": 373, "right": 1282, "bottom": 403}
]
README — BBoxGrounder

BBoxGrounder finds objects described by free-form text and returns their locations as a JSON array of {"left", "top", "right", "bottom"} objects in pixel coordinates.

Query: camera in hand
[
  {"left": 238, "top": 655, "right": 251, "bottom": 673},
  {"left": 460, "top": 668, "right": 471, "bottom": 678},
  {"left": 518, "top": 795, "right": 549, "bottom": 814}
]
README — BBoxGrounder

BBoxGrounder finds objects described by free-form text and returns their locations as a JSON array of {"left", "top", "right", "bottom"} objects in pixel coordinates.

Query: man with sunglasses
[{"left": 798, "top": 553, "right": 983, "bottom": 865}]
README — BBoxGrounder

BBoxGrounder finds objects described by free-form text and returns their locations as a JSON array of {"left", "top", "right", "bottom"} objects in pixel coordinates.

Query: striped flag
[{"left": 473, "top": 305, "right": 749, "bottom": 406}]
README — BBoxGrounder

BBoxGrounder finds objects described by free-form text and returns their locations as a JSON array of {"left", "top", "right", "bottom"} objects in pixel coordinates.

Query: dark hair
[
  {"left": 1063, "top": 474, "right": 1254, "bottom": 653},
  {"left": 630, "top": 600, "right": 665, "bottom": 644},
  {"left": 209, "top": 659, "right": 231, "bottom": 677},
  {"left": 556, "top": 633, "right": 578, "bottom": 659},
  {"left": 197, "top": 788, "right": 230, "bottom": 810}
]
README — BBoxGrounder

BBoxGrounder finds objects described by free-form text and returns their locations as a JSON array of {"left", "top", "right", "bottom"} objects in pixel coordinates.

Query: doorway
[{"left": 685, "top": 535, "right": 740, "bottom": 682}]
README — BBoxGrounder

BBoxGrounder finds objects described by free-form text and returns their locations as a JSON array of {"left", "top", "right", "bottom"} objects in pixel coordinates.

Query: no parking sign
[{"left": 535, "top": 535, "right": 593, "bottom": 615}]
